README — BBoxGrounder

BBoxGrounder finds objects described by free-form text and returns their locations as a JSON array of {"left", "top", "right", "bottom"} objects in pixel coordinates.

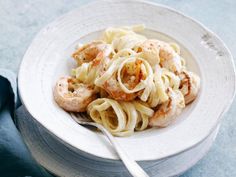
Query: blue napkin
[{"left": 0, "top": 69, "right": 53, "bottom": 177}]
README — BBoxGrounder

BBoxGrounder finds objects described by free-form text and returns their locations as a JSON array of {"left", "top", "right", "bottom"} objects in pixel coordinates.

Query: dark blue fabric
[{"left": 0, "top": 75, "right": 53, "bottom": 177}]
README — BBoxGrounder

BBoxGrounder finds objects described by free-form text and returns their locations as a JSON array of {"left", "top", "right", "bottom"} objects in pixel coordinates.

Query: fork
[{"left": 70, "top": 113, "right": 149, "bottom": 177}]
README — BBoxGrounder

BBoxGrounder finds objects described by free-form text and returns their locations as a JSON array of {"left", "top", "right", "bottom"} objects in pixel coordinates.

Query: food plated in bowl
[
  {"left": 53, "top": 25, "right": 200, "bottom": 136},
  {"left": 18, "top": 0, "right": 235, "bottom": 161}
]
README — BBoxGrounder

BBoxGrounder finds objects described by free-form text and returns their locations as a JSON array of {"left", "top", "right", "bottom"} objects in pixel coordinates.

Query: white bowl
[
  {"left": 18, "top": 0, "right": 235, "bottom": 161},
  {"left": 17, "top": 105, "right": 220, "bottom": 177}
]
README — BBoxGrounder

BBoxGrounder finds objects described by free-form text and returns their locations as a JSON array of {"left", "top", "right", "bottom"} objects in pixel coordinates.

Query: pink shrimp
[
  {"left": 72, "top": 41, "right": 112, "bottom": 65},
  {"left": 149, "top": 88, "right": 185, "bottom": 127},
  {"left": 179, "top": 70, "right": 200, "bottom": 104},
  {"left": 54, "top": 77, "right": 96, "bottom": 112},
  {"left": 138, "top": 39, "right": 182, "bottom": 73}
]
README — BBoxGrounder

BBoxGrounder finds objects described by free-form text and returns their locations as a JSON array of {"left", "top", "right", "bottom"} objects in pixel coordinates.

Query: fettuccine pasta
[{"left": 53, "top": 25, "right": 200, "bottom": 136}]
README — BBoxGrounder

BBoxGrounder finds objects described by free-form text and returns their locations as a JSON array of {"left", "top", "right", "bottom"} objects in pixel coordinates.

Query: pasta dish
[{"left": 53, "top": 25, "right": 200, "bottom": 136}]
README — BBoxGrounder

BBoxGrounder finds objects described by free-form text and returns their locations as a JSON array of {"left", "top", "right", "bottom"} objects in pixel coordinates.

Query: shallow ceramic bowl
[{"left": 18, "top": 0, "right": 235, "bottom": 161}]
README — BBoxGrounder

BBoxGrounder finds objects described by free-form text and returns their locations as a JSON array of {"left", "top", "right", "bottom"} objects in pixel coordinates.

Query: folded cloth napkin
[{"left": 0, "top": 69, "right": 54, "bottom": 177}]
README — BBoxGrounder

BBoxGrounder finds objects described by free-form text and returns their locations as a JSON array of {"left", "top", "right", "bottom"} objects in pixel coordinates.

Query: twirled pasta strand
[{"left": 87, "top": 98, "right": 154, "bottom": 136}]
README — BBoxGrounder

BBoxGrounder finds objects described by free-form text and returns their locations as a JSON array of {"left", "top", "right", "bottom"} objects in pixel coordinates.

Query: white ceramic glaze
[
  {"left": 17, "top": 106, "right": 220, "bottom": 177},
  {"left": 18, "top": 0, "right": 235, "bottom": 161}
]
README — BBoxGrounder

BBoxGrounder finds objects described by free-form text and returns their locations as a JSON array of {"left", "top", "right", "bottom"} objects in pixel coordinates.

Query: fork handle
[{"left": 93, "top": 123, "right": 149, "bottom": 177}]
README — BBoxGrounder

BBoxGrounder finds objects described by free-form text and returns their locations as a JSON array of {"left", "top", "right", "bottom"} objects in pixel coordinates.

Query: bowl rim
[{"left": 18, "top": 0, "right": 236, "bottom": 161}]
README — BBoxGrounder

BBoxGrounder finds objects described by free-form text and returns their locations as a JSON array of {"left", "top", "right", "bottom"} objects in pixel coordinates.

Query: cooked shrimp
[
  {"left": 179, "top": 71, "right": 200, "bottom": 104},
  {"left": 72, "top": 41, "right": 112, "bottom": 65},
  {"left": 102, "top": 58, "right": 148, "bottom": 101},
  {"left": 54, "top": 77, "right": 96, "bottom": 112},
  {"left": 103, "top": 75, "right": 138, "bottom": 101},
  {"left": 120, "top": 59, "right": 147, "bottom": 90},
  {"left": 149, "top": 88, "right": 185, "bottom": 127},
  {"left": 138, "top": 39, "right": 182, "bottom": 73}
]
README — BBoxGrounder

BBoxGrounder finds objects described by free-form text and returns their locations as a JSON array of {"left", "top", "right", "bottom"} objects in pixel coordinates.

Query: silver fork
[{"left": 70, "top": 113, "right": 149, "bottom": 177}]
